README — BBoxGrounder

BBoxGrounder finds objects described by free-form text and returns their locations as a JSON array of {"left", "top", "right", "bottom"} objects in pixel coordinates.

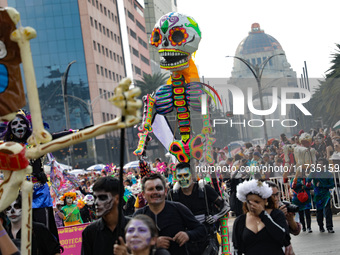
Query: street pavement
[{"left": 226, "top": 214, "right": 340, "bottom": 254}]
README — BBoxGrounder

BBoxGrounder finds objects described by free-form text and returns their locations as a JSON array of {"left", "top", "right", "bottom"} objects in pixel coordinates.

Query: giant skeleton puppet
[
  {"left": 134, "top": 12, "right": 230, "bottom": 254},
  {"left": 134, "top": 12, "right": 221, "bottom": 165},
  {"left": 0, "top": 7, "right": 141, "bottom": 255}
]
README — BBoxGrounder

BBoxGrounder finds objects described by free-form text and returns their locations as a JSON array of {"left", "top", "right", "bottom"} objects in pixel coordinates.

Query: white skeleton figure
[
  {"left": 84, "top": 194, "right": 95, "bottom": 206},
  {"left": 10, "top": 116, "right": 28, "bottom": 139}
]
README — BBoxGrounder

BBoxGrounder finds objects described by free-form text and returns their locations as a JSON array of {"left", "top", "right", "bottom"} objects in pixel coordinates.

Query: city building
[
  {"left": 2, "top": 0, "right": 151, "bottom": 167},
  {"left": 228, "top": 23, "right": 299, "bottom": 141}
]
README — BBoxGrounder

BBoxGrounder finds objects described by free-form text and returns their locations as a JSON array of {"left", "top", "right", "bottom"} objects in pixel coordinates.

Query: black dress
[{"left": 232, "top": 209, "right": 288, "bottom": 255}]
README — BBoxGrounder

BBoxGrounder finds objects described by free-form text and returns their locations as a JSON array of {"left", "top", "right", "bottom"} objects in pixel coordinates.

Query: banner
[{"left": 58, "top": 223, "right": 90, "bottom": 254}]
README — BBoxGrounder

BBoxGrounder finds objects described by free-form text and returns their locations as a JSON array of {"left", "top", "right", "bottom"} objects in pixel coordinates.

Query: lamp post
[
  {"left": 226, "top": 53, "right": 284, "bottom": 143},
  {"left": 61, "top": 60, "right": 76, "bottom": 168}
]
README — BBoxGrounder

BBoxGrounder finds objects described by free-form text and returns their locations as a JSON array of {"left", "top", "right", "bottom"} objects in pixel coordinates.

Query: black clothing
[
  {"left": 298, "top": 209, "right": 311, "bottom": 229},
  {"left": 317, "top": 200, "right": 333, "bottom": 230},
  {"left": 233, "top": 209, "right": 288, "bottom": 255},
  {"left": 168, "top": 183, "right": 219, "bottom": 215},
  {"left": 32, "top": 207, "right": 59, "bottom": 241},
  {"left": 80, "top": 204, "right": 96, "bottom": 223},
  {"left": 134, "top": 201, "right": 206, "bottom": 255},
  {"left": 124, "top": 196, "right": 136, "bottom": 216},
  {"left": 7, "top": 221, "right": 63, "bottom": 255},
  {"left": 81, "top": 216, "right": 128, "bottom": 255}
]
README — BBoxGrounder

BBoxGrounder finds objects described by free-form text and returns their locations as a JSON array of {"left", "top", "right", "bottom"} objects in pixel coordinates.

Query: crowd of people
[{"left": 1, "top": 116, "right": 340, "bottom": 255}]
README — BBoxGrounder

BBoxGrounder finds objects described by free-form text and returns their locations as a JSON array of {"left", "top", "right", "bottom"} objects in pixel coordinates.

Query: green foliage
[{"left": 134, "top": 72, "right": 169, "bottom": 98}]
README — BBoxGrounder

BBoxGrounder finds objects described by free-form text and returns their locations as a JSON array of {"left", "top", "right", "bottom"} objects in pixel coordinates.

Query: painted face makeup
[
  {"left": 143, "top": 179, "right": 166, "bottom": 205},
  {"left": 126, "top": 220, "right": 152, "bottom": 252},
  {"left": 66, "top": 197, "right": 73, "bottom": 205},
  {"left": 176, "top": 167, "right": 192, "bottom": 188},
  {"left": 6, "top": 200, "right": 22, "bottom": 223},
  {"left": 93, "top": 191, "right": 114, "bottom": 217},
  {"left": 10, "top": 116, "right": 27, "bottom": 139}
]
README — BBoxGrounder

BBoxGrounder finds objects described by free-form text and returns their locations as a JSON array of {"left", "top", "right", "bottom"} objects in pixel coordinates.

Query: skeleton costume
[{"left": 60, "top": 192, "right": 83, "bottom": 226}]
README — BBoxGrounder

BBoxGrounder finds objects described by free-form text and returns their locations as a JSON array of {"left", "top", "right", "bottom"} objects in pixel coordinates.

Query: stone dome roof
[{"left": 236, "top": 23, "right": 282, "bottom": 55}]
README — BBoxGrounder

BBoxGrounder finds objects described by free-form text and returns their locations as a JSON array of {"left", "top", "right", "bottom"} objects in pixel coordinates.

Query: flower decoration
[
  {"left": 77, "top": 199, "right": 85, "bottom": 209},
  {"left": 157, "top": 162, "right": 167, "bottom": 173},
  {"left": 150, "top": 28, "right": 162, "bottom": 47},
  {"left": 168, "top": 27, "right": 188, "bottom": 46},
  {"left": 61, "top": 191, "right": 77, "bottom": 201},
  {"left": 236, "top": 180, "right": 272, "bottom": 203}
]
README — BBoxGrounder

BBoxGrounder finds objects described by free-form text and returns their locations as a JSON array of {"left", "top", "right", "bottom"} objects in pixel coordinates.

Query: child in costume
[{"left": 60, "top": 192, "right": 83, "bottom": 226}]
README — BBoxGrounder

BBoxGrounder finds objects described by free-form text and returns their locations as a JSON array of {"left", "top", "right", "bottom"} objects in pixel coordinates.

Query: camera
[{"left": 280, "top": 201, "right": 299, "bottom": 213}]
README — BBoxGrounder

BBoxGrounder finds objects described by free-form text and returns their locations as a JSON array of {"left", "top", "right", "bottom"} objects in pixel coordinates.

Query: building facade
[{"left": 3, "top": 0, "right": 151, "bottom": 166}]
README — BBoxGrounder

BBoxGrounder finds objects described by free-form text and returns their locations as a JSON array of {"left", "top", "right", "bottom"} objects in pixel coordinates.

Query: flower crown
[
  {"left": 61, "top": 191, "right": 77, "bottom": 201},
  {"left": 236, "top": 179, "right": 272, "bottom": 202}
]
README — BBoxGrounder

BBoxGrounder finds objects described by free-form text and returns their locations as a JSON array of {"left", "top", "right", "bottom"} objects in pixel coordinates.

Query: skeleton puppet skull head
[
  {"left": 10, "top": 115, "right": 28, "bottom": 139},
  {"left": 150, "top": 12, "right": 201, "bottom": 71},
  {"left": 84, "top": 194, "right": 95, "bottom": 206}
]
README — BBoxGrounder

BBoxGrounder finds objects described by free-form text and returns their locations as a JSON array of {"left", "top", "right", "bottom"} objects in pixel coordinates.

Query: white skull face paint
[
  {"left": 126, "top": 219, "right": 152, "bottom": 252},
  {"left": 66, "top": 197, "right": 73, "bottom": 205},
  {"left": 176, "top": 167, "right": 192, "bottom": 188},
  {"left": 93, "top": 191, "right": 114, "bottom": 217},
  {"left": 10, "top": 116, "right": 28, "bottom": 139},
  {"left": 150, "top": 12, "right": 201, "bottom": 71},
  {"left": 6, "top": 200, "right": 22, "bottom": 223},
  {"left": 84, "top": 194, "right": 95, "bottom": 206}
]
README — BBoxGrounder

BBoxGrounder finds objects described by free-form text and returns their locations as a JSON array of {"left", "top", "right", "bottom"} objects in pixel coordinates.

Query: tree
[
  {"left": 134, "top": 72, "right": 169, "bottom": 98},
  {"left": 309, "top": 44, "right": 340, "bottom": 127}
]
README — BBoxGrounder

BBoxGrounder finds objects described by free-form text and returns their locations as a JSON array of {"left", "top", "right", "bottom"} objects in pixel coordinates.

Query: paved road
[{"left": 226, "top": 214, "right": 340, "bottom": 254}]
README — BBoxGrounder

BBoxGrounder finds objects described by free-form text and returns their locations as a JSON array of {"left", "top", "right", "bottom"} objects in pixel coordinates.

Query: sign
[{"left": 58, "top": 223, "right": 90, "bottom": 255}]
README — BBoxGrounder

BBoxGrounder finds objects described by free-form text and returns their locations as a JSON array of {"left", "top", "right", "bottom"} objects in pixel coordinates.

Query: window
[
  {"left": 102, "top": 46, "right": 105, "bottom": 55},
  {"left": 114, "top": 34, "right": 117, "bottom": 42},
  {"left": 111, "top": 13, "right": 114, "bottom": 21},
  {"left": 119, "top": 75, "right": 122, "bottom": 80},
  {"left": 107, "top": 28, "right": 109, "bottom": 37},
  {"left": 90, "top": 17, "right": 93, "bottom": 26},
  {"left": 109, "top": 50, "right": 112, "bottom": 59},
  {"left": 105, "top": 68, "right": 108, "bottom": 78},
  {"left": 93, "top": 40, "right": 96, "bottom": 50},
  {"left": 100, "top": 3, "right": 102, "bottom": 12},
  {"left": 102, "top": 113, "right": 106, "bottom": 122},
  {"left": 136, "top": 20, "right": 145, "bottom": 32},
  {"left": 103, "top": 25, "right": 106, "bottom": 35},
  {"left": 99, "top": 88, "right": 103, "bottom": 97},
  {"left": 117, "top": 55, "right": 119, "bottom": 63},
  {"left": 115, "top": 16, "right": 118, "bottom": 23},
  {"left": 106, "top": 48, "right": 108, "bottom": 57},
  {"left": 251, "top": 58, "right": 256, "bottom": 65},
  {"left": 108, "top": 10, "right": 110, "bottom": 17},
  {"left": 113, "top": 52, "right": 116, "bottom": 61},
  {"left": 135, "top": 66, "right": 141, "bottom": 75},
  {"left": 120, "top": 56, "right": 123, "bottom": 64},
  {"left": 257, "top": 58, "right": 262, "bottom": 65},
  {"left": 94, "top": 20, "right": 98, "bottom": 29},
  {"left": 92, "top": 0, "right": 95, "bottom": 6},
  {"left": 97, "top": 43, "right": 100, "bottom": 52},
  {"left": 104, "top": 7, "right": 107, "bottom": 15},
  {"left": 132, "top": 47, "right": 139, "bottom": 57},
  {"left": 109, "top": 71, "right": 112, "bottom": 79},
  {"left": 117, "top": 36, "right": 120, "bottom": 44},
  {"left": 138, "top": 37, "right": 148, "bottom": 49},
  {"left": 141, "top": 54, "right": 149, "bottom": 65},
  {"left": 112, "top": 72, "right": 116, "bottom": 81},
  {"left": 96, "top": 0, "right": 98, "bottom": 9},
  {"left": 99, "top": 23, "right": 102, "bottom": 32},
  {"left": 116, "top": 74, "right": 119, "bottom": 81},
  {"left": 106, "top": 113, "right": 109, "bottom": 121},
  {"left": 96, "top": 64, "right": 100, "bottom": 74},
  {"left": 130, "top": 29, "right": 136, "bottom": 39},
  {"left": 127, "top": 11, "right": 134, "bottom": 21}
]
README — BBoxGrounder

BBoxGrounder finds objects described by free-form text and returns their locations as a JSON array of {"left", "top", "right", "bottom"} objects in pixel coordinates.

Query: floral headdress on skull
[{"left": 236, "top": 179, "right": 272, "bottom": 202}]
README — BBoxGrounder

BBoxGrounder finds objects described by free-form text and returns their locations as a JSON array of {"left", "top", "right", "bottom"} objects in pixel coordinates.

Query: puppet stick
[
  {"left": 25, "top": 115, "right": 140, "bottom": 160},
  {"left": 10, "top": 22, "right": 52, "bottom": 146},
  {"left": 20, "top": 180, "right": 33, "bottom": 255}
]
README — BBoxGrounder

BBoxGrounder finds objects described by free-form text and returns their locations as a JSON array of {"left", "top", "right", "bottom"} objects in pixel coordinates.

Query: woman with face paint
[
  {"left": 114, "top": 214, "right": 170, "bottom": 255},
  {"left": 0, "top": 212, "right": 20, "bottom": 255}
]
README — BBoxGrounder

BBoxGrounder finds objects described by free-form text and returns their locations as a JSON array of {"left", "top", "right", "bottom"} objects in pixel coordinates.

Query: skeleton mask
[
  {"left": 176, "top": 167, "right": 193, "bottom": 188},
  {"left": 10, "top": 116, "right": 28, "bottom": 139},
  {"left": 6, "top": 200, "right": 22, "bottom": 223},
  {"left": 150, "top": 12, "right": 201, "bottom": 71},
  {"left": 84, "top": 194, "right": 95, "bottom": 206},
  {"left": 93, "top": 191, "right": 115, "bottom": 217}
]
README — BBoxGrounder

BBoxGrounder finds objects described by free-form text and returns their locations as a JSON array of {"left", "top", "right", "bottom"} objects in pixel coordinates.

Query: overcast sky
[{"left": 176, "top": 0, "right": 340, "bottom": 79}]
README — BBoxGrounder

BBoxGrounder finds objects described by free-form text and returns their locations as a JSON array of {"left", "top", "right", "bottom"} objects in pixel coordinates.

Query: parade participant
[
  {"left": 2, "top": 113, "right": 72, "bottom": 239},
  {"left": 60, "top": 192, "right": 83, "bottom": 226},
  {"left": 81, "top": 177, "right": 128, "bottom": 255},
  {"left": 114, "top": 214, "right": 170, "bottom": 255},
  {"left": 54, "top": 199, "right": 64, "bottom": 228},
  {"left": 266, "top": 181, "right": 300, "bottom": 255},
  {"left": 307, "top": 158, "right": 335, "bottom": 233},
  {"left": 80, "top": 194, "right": 96, "bottom": 223},
  {"left": 290, "top": 173, "right": 313, "bottom": 233},
  {"left": 4, "top": 194, "right": 63, "bottom": 255},
  {"left": 168, "top": 162, "right": 229, "bottom": 255},
  {"left": 0, "top": 213, "right": 20, "bottom": 255},
  {"left": 232, "top": 179, "right": 288, "bottom": 255},
  {"left": 134, "top": 173, "right": 206, "bottom": 255}
]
